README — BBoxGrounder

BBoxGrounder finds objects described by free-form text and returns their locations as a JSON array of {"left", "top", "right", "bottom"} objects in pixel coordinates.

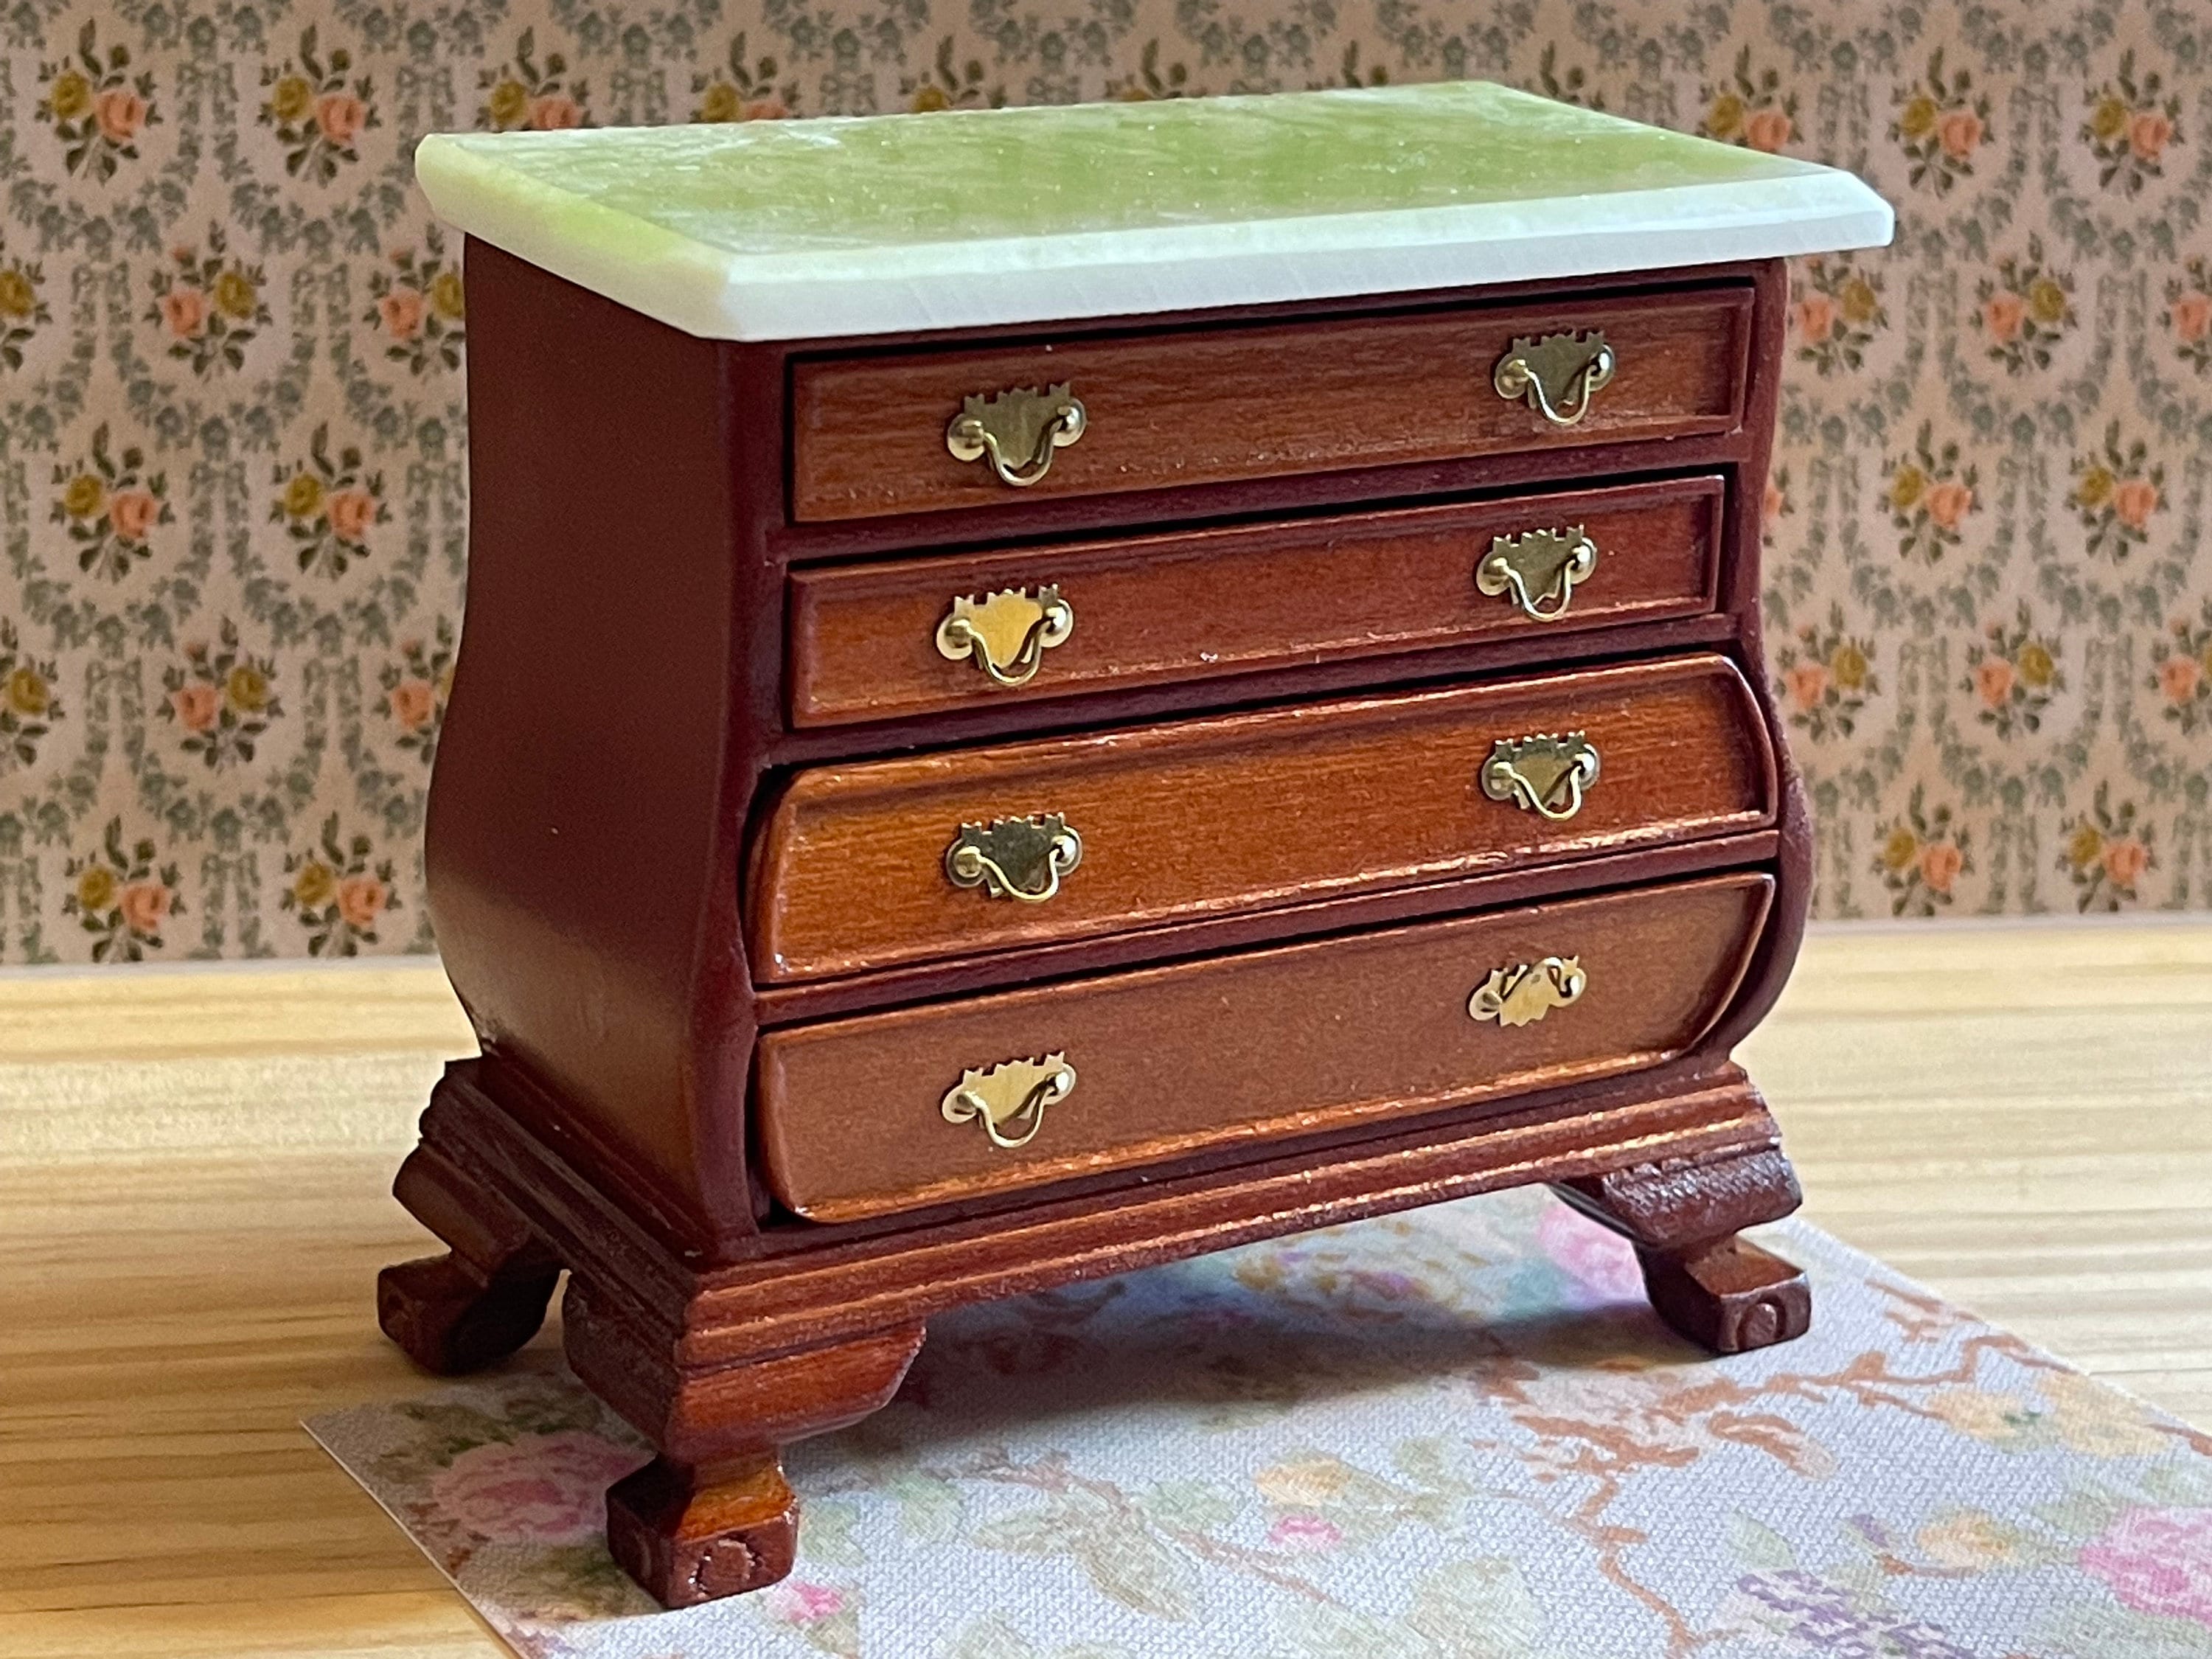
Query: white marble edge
[{"left": 416, "top": 133, "right": 1893, "bottom": 342}]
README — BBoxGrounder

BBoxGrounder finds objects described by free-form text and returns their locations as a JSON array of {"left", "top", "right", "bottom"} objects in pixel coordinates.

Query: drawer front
[
  {"left": 790, "top": 286, "right": 1752, "bottom": 523},
  {"left": 788, "top": 476, "right": 1725, "bottom": 728},
  {"left": 748, "top": 653, "right": 1774, "bottom": 984},
  {"left": 757, "top": 872, "right": 1773, "bottom": 1222}
]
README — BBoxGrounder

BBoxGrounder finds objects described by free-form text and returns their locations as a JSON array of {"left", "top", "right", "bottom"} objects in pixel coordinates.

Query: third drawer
[{"left": 746, "top": 651, "right": 1776, "bottom": 984}]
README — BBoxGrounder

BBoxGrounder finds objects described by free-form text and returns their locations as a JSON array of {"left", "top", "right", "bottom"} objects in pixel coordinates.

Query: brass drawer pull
[
  {"left": 946, "top": 383, "right": 1087, "bottom": 487},
  {"left": 1469, "top": 956, "right": 1587, "bottom": 1027},
  {"left": 945, "top": 813, "right": 1082, "bottom": 904},
  {"left": 1481, "top": 731, "right": 1601, "bottom": 822},
  {"left": 1476, "top": 526, "right": 1599, "bottom": 621},
  {"left": 935, "top": 585, "right": 1074, "bottom": 689},
  {"left": 942, "top": 1052, "right": 1076, "bottom": 1150},
  {"left": 1492, "top": 330, "right": 1615, "bottom": 428}
]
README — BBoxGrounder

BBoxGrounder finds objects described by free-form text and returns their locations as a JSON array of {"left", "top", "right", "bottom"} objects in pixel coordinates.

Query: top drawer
[{"left": 790, "top": 285, "right": 1754, "bottom": 523}]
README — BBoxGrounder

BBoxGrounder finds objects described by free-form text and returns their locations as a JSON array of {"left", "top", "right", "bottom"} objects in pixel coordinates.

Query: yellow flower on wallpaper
[
  {"left": 282, "top": 473, "right": 324, "bottom": 520},
  {"left": 47, "top": 69, "right": 91, "bottom": 121},
  {"left": 213, "top": 268, "right": 258, "bottom": 321},
  {"left": 291, "top": 860, "right": 335, "bottom": 909},
  {"left": 74, "top": 866, "right": 116, "bottom": 913},
  {"left": 6, "top": 667, "right": 51, "bottom": 717},
  {"left": 487, "top": 79, "right": 529, "bottom": 126},
  {"left": 1888, "top": 463, "right": 1925, "bottom": 513},
  {"left": 60, "top": 473, "right": 104, "bottom": 519},
  {"left": 269, "top": 74, "right": 313, "bottom": 123}
]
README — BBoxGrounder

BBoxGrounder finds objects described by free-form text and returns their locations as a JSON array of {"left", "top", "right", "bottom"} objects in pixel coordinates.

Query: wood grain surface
[
  {"left": 2, "top": 925, "right": 2208, "bottom": 1656},
  {"left": 788, "top": 285, "right": 1752, "bottom": 521},
  {"left": 756, "top": 872, "right": 1773, "bottom": 1221},
  {"left": 748, "top": 652, "right": 1777, "bottom": 982},
  {"left": 787, "top": 475, "right": 1724, "bottom": 726}
]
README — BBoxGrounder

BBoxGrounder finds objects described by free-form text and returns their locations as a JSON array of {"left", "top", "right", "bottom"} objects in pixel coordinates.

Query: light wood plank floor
[{"left": 1, "top": 922, "right": 2208, "bottom": 1657}]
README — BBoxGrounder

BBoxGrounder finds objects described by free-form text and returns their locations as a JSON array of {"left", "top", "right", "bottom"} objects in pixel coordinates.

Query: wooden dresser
[{"left": 381, "top": 85, "right": 1891, "bottom": 1606}]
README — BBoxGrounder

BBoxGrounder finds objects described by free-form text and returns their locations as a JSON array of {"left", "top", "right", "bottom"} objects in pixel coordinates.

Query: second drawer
[
  {"left": 787, "top": 476, "right": 1725, "bottom": 728},
  {"left": 746, "top": 652, "right": 1775, "bottom": 984}
]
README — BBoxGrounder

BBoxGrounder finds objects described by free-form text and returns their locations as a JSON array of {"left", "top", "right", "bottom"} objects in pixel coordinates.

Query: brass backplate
[
  {"left": 940, "top": 1053, "right": 1077, "bottom": 1150},
  {"left": 1468, "top": 956, "right": 1587, "bottom": 1027},
  {"left": 934, "top": 585, "right": 1074, "bottom": 689},
  {"left": 1475, "top": 525, "right": 1599, "bottom": 621},
  {"left": 945, "top": 383, "right": 1087, "bottom": 487},
  {"left": 945, "top": 813, "right": 1083, "bottom": 904},
  {"left": 1480, "top": 731, "right": 1601, "bottom": 822},
  {"left": 1491, "top": 330, "right": 1616, "bottom": 427}
]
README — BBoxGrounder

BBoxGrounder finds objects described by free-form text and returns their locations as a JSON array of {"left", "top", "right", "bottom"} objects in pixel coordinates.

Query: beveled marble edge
[{"left": 417, "top": 136, "right": 1892, "bottom": 342}]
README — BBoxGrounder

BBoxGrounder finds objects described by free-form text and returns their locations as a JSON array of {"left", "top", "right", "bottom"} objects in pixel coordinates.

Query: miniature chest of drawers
[{"left": 380, "top": 84, "right": 1891, "bottom": 1607}]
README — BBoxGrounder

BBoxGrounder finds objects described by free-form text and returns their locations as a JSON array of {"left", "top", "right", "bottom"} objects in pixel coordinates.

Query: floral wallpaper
[{"left": 4, "top": 1, "right": 2212, "bottom": 961}]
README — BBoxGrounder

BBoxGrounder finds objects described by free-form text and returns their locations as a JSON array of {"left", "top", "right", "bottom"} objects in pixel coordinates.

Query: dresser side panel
[{"left": 426, "top": 242, "right": 751, "bottom": 1239}]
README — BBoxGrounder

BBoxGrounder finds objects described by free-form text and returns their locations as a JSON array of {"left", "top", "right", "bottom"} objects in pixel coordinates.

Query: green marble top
[{"left": 416, "top": 81, "right": 1890, "bottom": 341}]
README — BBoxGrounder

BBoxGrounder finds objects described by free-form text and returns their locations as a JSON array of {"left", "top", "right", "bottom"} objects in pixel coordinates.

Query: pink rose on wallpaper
[
  {"left": 1537, "top": 1201, "right": 1644, "bottom": 1303},
  {"left": 388, "top": 678, "right": 437, "bottom": 731},
  {"left": 1975, "top": 657, "right": 2015, "bottom": 709},
  {"left": 744, "top": 97, "right": 790, "bottom": 121},
  {"left": 1918, "top": 841, "right": 1963, "bottom": 897},
  {"left": 1938, "top": 108, "right": 1983, "bottom": 161},
  {"left": 1763, "top": 478, "right": 1786, "bottom": 520},
  {"left": 2160, "top": 655, "right": 2202, "bottom": 703},
  {"left": 116, "top": 880, "right": 172, "bottom": 935},
  {"left": 95, "top": 88, "right": 146, "bottom": 144},
  {"left": 326, "top": 488, "right": 378, "bottom": 542},
  {"left": 2173, "top": 292, "right": 2212, "bottom": 344},
  {"left": 315, "top": 92, "right": 367, "bottom": 146},
  {"left": 160, "top": 288, "right": 206, "bottom": 339},
  {"left": 529, "top": 95, "right": 583, "bottom": 131},
  {"left": 378, "top": 288, "right": 424, "bottom": 341},
  {"left": 1784, "top": 662, "right": 1828, "bottom": 712},
  {"left": 335, "top": 873, "right": 389, "bottom": 929},
  {"left": 1793, "top": 293, "right": 1834, "bottom": 343},
  {"left": 766, "top": 1581, "right": 847, "bottom": 1623},
  {"left": 427, "top": 1431, "right": 641, "bottom": 1545},
  {"left": 1924, "top": 479, "right": 1975, "bottom": 531},
  {"left": 170, "top": 682, "right": 219, "bottom": 733},
  {"left": 2113, "top": 478, "right": 2160, "bottom": 532},
  {"left": 1744, "top": 108, "right": 1792, "bottom": 152},
  {"left": 1266, "top": 1514, "right": 1344, "bottom": 1551},
  {"left": 1980, "top": 292, "right": 2024, "bottom": 343},
  {"left": 2102, "top": 837, "right": 2149, "bottom": 888},
  {"left": 2081, "top": 1506, "right": 2212, "bottom": 1627},
  {"left": 108, "top": 490, "right": 161, "bottom": 542},
  {"left": 2130, "top": 111, "right": 2174, "bottom": 164}
]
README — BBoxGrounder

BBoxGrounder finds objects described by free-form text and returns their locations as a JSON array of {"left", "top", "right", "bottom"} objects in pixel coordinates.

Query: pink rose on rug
[
  {"left": 1265, "top": 1514, "right": 1343, "bottom": 1552},
  {"left": 428, "top": 1430, "right": 641, "bottom": 1545},
  {"left": 765, "top": 1580, "right": 847, "bottom": 1624},
  {"left": 1537, "top": 1202, "right": 1644, "bottom": 1303},
  {"left": 2081, "top": 1506, "right": 2212, "bottom": 1627}
]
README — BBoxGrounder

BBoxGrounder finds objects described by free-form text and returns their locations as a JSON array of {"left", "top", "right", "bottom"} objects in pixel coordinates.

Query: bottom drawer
[{"left": 754, "top": 872, "right": 1773, "bottom": 1223}]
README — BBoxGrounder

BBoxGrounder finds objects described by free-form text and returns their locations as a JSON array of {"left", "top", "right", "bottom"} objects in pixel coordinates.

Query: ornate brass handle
[
  {"left": 935, "top": 585, "right": 1074, "bottom": 689},
  {"left": 1492, "top": 330, "right": 1616, "bottom": 428},
  {"left": 942, "top": 1053, "right": 1076, "bottom": 1150},
  {"left": 1476, "top": 526, "right": 1599, "bottom": 622},
  {"left": 1481, "top": 732, "right": 1601, "bottom": 822},
  {"left": 945, "top": 814, "right": 1082, "bottom": 904},
  {"left": 946, "top": 383, "right": 1087, "bottom": 487},
  {"left": 1469, "top": 956, "right": 1587, "bottom": 1027}
]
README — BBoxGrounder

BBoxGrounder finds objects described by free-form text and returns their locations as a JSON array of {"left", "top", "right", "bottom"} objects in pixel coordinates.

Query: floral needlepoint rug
[{"left": 307, "top": 1190, "right": 2212, "bottom": 1659}]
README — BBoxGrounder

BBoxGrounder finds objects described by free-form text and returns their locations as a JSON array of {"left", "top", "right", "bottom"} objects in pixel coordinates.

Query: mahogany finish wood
[
  {"left": 385, "top": 243, "right": 1815, "bottom": 1607},
  {"left": 750, "top": 653, "right": 1775, "bottom": 982},
  {"left": 758, "top": 872, "right": 1773, "bottom": 1221},
  {"left": 790, "top": 285, "right": 1753, "bottom": 521},
  {"left": 787, "top": 475, "right": 1724, "bottom": 726}
]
